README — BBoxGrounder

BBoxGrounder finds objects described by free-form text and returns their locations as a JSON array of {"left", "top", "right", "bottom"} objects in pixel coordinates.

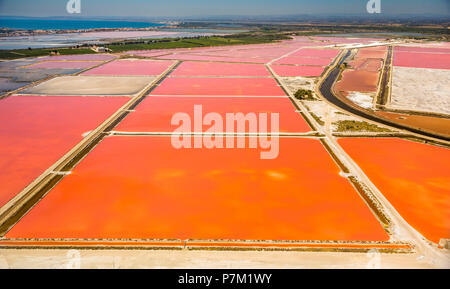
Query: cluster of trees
[
  {"left": 294, "top": 89, "right": 314, "bottom": 100},
  {"left": 340, "top": 62, "right": 349, "bottom": 70}
]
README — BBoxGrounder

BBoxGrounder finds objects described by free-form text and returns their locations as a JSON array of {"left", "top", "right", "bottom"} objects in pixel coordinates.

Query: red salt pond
[
  {"left": 334, "top": 46, "right": 385, "bottom": 95},
  {"left": 82, "top": 59, "right": 174, "bottom": 76},
  {"left": 0, "top": 95, "right": 129, "bottom": 208},
  {"left": 27, "top": 61, "right": 103, "bottom": 69},
  {"left": 311, "top": 37, "right": 378, "bottom": 45},
  {"left": 193, "top": 49, "right": 293, "bottom": 59},
  {"left": 131, "top": 51, "right": 171, "bottom": 58},
  {"left": 171, "top": 62, "right": 271, "bottom": 77},
  {"left": 334, "top": 70, "right": 379, "bottom": 93},
  {"left": 270, "top": 65, "right": 325, "bottom": 77},
  {"left": 150, "top": 77, "right": 286, "bottom": 97},
  {"left": 115, "top": 96, "right": 311, "bottom": 133},
  {"left": 355, "top": 47, "right": 387, "bottom": 59},
  {"left": 339, "top": 138, "right": 450, "bottom": 244},
  {"left": 6, "top": 136, "right": 388, "bottom": 241},
  {"left": 350, "top": 59, "right": 383, "bottom": 72},
  {"left": 156, "top": 54, "right": 269, "bottom": 63},
  {"left": 274, "top": 56, "right": 334, "bottom": 66},
  {"left": 291, "top": 48, "right": 340, "bottom": 58},
  {"left": 393, "top": 50, "right": 450, "bottom": 69},
  {"left": 395, "top": 46, "right": 450, "bottom": 54},
  {"left": 39, "top": 54, "right": 115, "bottom": 62}
]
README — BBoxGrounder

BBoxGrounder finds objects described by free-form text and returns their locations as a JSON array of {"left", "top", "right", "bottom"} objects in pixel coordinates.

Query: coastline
[{"left": 0, "top": 25, "right": 175, "bottom": 38}]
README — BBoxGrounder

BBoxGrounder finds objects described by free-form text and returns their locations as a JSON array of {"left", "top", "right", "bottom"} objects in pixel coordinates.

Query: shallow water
[
  {"left": 0, "top": 18, "right": 163, "bottom": 30},
  {"left": 0, "top": 30, "right": 232, "bottom": 50}
]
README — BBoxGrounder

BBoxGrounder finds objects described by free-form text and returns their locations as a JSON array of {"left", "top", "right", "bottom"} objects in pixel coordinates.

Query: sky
[{"left": 0, "top": 0, "right": 449, "bottom": 18}]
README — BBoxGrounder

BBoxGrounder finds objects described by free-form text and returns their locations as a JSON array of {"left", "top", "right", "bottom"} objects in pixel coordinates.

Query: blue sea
[
  {"left": 0, "top": 18, "right": 164, "bottom": 30},
  {"left": 0, "top": 18, "right": 243, "bottom": 50}
]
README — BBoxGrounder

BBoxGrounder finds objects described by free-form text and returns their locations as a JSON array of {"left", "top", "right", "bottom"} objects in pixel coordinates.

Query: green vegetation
[
  {"left": 340, "top": 62, "right": 349, "bottom": 70},
  {"left": 105, "top": 33, "right": 290, "bottom": 53},
  {"left": 263, "top": 24, "right": 448, "bottom": 39},
  {"left": 179, "top": 21, "right": 449, "bottom": 40},
  {"left": 2, "top": 20, "right": 447, "bottom": 60},
  {"left": 105, "top": 39, "right": 201, "bottom": 52},
  {"left": 294, "top": 89, "right": 315, "bottom": 100},
  {"left": 335, "top": 120, "right": 392, "bottom": 132},
  {"left": 0, "top": 47, "right": 95, "bottom": 60},
  {"left": 0, "top": 32, "right": 290, "bottom": 59},
  {"left": 310, "top": 113, "right": 325, "bottom": 126}
]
